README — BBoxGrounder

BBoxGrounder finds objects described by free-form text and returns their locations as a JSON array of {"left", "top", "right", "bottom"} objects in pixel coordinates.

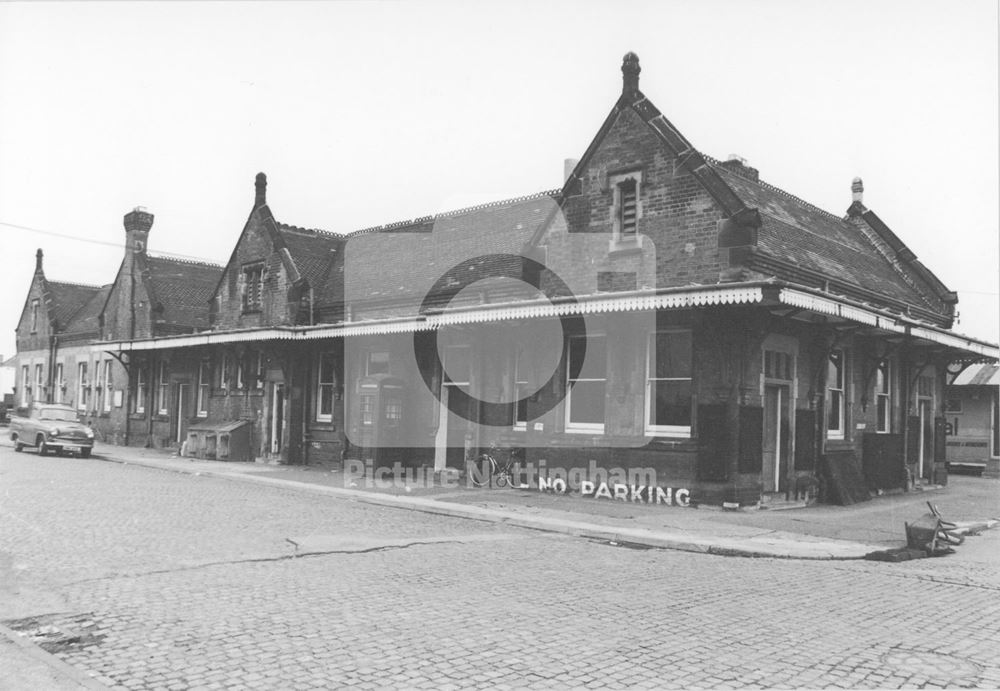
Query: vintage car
[{"left": 9, "top": 403, "right": 95, "bottom": 457}]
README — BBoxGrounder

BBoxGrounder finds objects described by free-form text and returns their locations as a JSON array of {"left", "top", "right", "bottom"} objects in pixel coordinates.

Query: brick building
[
  {"left": 12, "top": 249, "right": 111, "bottom": 426},
  {"left": 13, "top": 53, "right": 998, "bottom": 506}
]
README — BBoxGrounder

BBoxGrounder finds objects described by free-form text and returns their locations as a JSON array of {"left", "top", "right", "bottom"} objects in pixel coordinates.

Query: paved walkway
[
  {"left": 74, "top": 442, "right": 1000, "bottom": 561},
  {"left": 3, "top": 442, "right": 999, "bottom": 690}
]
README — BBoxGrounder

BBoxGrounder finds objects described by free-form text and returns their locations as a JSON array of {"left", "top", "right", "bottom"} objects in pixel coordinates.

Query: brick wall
[
  {"left": 543, "top": 107, "right": 725, "bottom": 292},
  {"left": 213, "top": 210, "right": 297, "bottom": 330}
]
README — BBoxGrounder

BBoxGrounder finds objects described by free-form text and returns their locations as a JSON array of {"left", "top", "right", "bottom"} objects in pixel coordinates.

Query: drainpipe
[
  {"left": 899, "top": 335, "right": 911, "bottom": 487},
  {"left": 146, "top": 358, "right": 155, "bottom": 447},
  {"left": 47, "top": 335, "right": 58, "bottom": 404},
  {"left": 123, "top": 354, "right": 132, "bottom": 445}
]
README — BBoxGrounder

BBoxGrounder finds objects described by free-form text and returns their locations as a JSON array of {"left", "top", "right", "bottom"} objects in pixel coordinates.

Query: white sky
[{"left": 0, "top": 0, "right": 997, "bottom": 364}]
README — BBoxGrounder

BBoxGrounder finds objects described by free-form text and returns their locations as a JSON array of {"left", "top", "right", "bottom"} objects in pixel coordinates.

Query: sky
[{"left": 0, "top": 0, "right": 997, "bottom": 366}]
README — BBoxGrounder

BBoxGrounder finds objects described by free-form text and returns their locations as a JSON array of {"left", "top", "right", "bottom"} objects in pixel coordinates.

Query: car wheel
[
  {"left": 14, "top": 442, "right": 24, "bottom": 452},
  {"left": 80, "top": 448, "right": 91, "bottom": 458},
  {"left": 37, "top": 437, "right": 49, "bottom": 456}
]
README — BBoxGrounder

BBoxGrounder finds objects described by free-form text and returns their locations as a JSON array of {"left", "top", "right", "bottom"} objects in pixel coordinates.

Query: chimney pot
[
  {"left": 35, "top": 248, "right": 43, "bottom": 272},
  {"left": 622, "top": 52, "right": 641, "bottom": 95},
  {"left": 255, "top": 172, "right": 267, "bottom": 207},
  {"left": 123, "top": 208, "right": 153, "bottom": 255},
  {"left": 719, "top": 155, "right": 760, "bottom": 183},
  {"left": 124, "top": 208, "right": 154, "bottom": 234},
  {"left": 852, "top": 177, "right": 864, "bottom": 203}
]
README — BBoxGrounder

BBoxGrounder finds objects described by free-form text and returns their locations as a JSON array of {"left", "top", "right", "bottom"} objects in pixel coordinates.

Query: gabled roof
[
  {"left": 276, "top": 224, "right": 341, "bottom": 307},
  {"left": 212, "top": 175, "right": 341, "bottom": 318},
  {"left": 46, "top": 281, "right": 104, "bottom": 332},
  {"left": 551, "top": 52, "right": 955, "bottom": 327},
  {"left": 144, "top": 254, "right": 223, "bottom": 334},
  {"left": 343, "top": 191, "right": 561, "bottom": 313},
  {"left": 62, "top": 284, "right": 112, "bottom": 338},
  {"left": 711, "top": 162, "right": 941, "bottom": 313}
]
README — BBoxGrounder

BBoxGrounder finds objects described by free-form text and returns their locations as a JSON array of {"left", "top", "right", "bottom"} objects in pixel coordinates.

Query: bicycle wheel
[
  {"left": 501, "top": 463, "right": 520, "bottom": 489},
  {"left": 469, "top": 454, "right": 497, "bottom": 487},
  {"left": 494, "top": 465, "right": 509, "bottom": 488}
]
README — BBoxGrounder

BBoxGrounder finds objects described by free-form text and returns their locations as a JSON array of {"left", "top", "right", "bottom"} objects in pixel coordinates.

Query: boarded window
[
  {"left": 794, "top": 409, "right": 816, "bottom": 471},
  {"left": 738, "top": 406, "right": 763, "bottom": 473},
  {"left": 697, "top": 403, "right": 729, "bottom": 481},
  {"left": 241, "top": 263, "right": 264, "bottom": 312},
  {"left": 619, "top": 178, "right": 638, "bottom": 235}
]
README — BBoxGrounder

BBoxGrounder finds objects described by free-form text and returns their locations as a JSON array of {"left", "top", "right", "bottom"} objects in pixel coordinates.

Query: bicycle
[{"left": 468, "top": 443, "right": 525, "bottom": 488}]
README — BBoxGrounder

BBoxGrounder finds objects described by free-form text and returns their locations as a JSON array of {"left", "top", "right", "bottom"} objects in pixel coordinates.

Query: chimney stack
[
  {"left": 124, "top": 207, "right": 153, "bottom": 254},
  {"left": 35, "top": 248, "right": 43, "bottom": 273},
  {"left": 852, "top": 177, "right": 864, "bottom": 204},
  {"left": 622, "top": 52, "right": 641, "bottom": 96},
  {"left": 720, "top": 154, "right": 760, "bottom": 183},
  {"left": 255, "top": 172, "right": 267, "bottom": 207}
]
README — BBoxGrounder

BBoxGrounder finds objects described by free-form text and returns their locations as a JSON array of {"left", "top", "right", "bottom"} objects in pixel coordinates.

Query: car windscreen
[{"left": 38, "top": 409, "right": 79, "bottom": 422}]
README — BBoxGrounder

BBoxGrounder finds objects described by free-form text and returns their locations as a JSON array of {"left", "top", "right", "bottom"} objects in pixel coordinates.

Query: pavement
[{"left": 63, "top": 441, "right": 1000, "bottom": 561}]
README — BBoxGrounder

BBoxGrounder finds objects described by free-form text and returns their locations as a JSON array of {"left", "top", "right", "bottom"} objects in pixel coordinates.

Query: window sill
[
  {"left": 645, "top": 425, "right": 691, "bottom": 439},
  {"left": 565, "top": 426, "right": 606, "bottom": 435},
  {"left": 608, "top": 236, "right": 644, "bottom": 258}
]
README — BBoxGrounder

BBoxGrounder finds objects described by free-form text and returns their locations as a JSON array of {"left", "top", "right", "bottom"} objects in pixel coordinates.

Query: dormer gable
[
  {"left": 211, "top": 173, "right": 341, "bottom": 330},
  {"left": 527, "top": 52, "right": 955, "bottom": 327}
]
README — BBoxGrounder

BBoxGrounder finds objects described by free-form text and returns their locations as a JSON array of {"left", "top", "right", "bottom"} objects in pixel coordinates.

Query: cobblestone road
[{"left": 2, "top": 447, "right": 999, "bottom": 689}]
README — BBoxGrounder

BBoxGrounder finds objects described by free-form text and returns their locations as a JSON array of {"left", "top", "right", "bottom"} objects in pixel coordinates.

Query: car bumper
[{"left": 46, "top": 439, "right": 94, "bottom": 451}]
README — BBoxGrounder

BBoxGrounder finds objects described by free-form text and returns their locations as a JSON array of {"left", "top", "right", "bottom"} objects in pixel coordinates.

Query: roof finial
[
  {"left": 35, "top": 248, "right": 43, "bottom": 273},
  {"left": 255, "top": 172, "right": 267, "bottom": 207},
  {"left": 622, "top": 52, "right": 640, "bottom": 95},
  {"left": 851, "top": 177, "right": 864, "bottom": 204}
]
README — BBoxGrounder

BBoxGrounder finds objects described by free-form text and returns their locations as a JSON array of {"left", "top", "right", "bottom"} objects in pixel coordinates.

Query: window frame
[
  {"left": 134, "top": 366, "right": 146, "bottom": 415},
  {"left": 54, "top": 363, "right": 64, "bottom": 404},
  {"left": 513, "top": 350, "right": 529, "bottom": 431},
  {"left": 875, "top": 359, "right": 892, "bottom": 433},
  {"left": 644, "top": 330, "right": 693, "bottom": 438},
  {"left": 218, "top": 353, "right": 230, "bottom": 391},
  {"left": 236, "top": 354, "right": 246, "bottom": 390},
  {"left": 34, "top": 364, "right": 44, "bottom": 403},
  {"left": 156, "top": 361, "right": 169, "bottom": 416},
  {"left": 102, "top": 359, "right": 113, "bottom": 412},
  {"left": 826, "top": 349, "right": 847, "bottom": 440},
  {"left": 255, "top": 351, "right": 265, "bottom": 389},
  {"left": 77, "top": 362, "right": 89, "bottom": 411},
  {"left": 30, "top": 299, "right": 39, "bottom": 333},
  {"left": 366, "top": 350, "right": 390, "bottom": 376},
  {"left": 609, "top": 170, "right": 643, "bottom": 244},
  {"left": 196, "top": 360, "right": 210, "bottom": 418},
  {"left": 20, "top": 365, "right": 29, "bottom": 406},
  {"left": 564, "top": 333, "right": 607, "bottom": 434},
  {"left": 315, "top": 352, "right": 336, "bottom": 423}
]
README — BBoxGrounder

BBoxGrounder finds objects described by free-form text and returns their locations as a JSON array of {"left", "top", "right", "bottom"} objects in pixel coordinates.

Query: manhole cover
[{"left": 881, "top": 648, "right": 981, "bottom": 683}]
